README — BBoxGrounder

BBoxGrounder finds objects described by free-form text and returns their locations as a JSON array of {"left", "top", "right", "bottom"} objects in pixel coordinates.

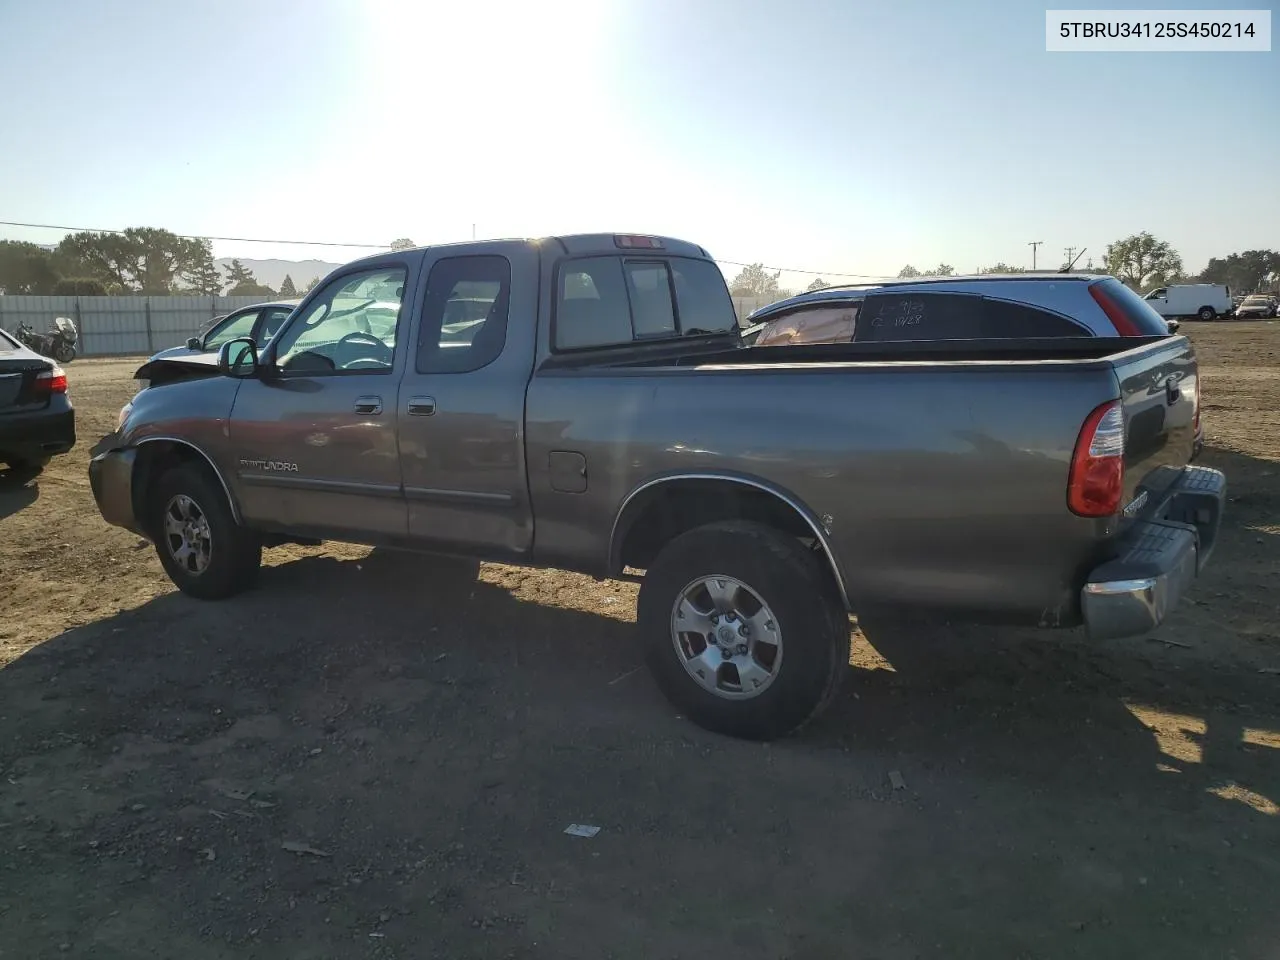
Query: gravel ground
[{"left": 1, "top": 322, "right": 1278, "bottom": 959}]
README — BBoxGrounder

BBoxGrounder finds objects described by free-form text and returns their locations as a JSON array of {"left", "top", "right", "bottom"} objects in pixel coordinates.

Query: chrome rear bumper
[{"left": 1082, "top": 465, "right": 1225, "bottom": 641}]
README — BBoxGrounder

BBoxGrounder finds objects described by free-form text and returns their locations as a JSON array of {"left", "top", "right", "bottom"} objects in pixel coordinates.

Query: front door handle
[
  {"left": 407, "top": 396, "right": 437, "bottom": 417},
  {"left": 354, "top": 396, "right": 383, "bottom": 416}
]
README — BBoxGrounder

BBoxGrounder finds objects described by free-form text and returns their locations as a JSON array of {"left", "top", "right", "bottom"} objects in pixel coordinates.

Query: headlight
[{"left": 116, "top": 401, "right": 133, "bottom": 431}]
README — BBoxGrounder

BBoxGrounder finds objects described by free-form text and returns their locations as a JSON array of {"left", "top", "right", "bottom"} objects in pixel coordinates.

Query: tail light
[
  {"left": 1068, "top": 400, "right": 1125, "bottom": 517},
  {"left": 614, "top": 235, "right": 664, "bottom": 250},
  {"left": 32, "top": 365, "right": 68, "bottom": 396},
  {"left": 1088, "top": 283, "right": 1141, "bottom": 336}
]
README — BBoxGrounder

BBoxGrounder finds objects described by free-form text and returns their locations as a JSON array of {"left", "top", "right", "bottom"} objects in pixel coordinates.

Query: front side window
[
  {"left": 756, "top": 303, "right": 860, "bottom": 346},
  {"left": 272, "top": 267, "right": 407, "bottom": 374},
  {"left": 416, "top": 256, "right": 511, "bottom": 373},
  {"left": 554, "top": 256, "right": 736, "bottom": 350},
  {"left": 205, "top": 309, "right": 259, "bottom": 350},
  {"left": 258, "top": 306, "right": 294, "bottom": 343}
]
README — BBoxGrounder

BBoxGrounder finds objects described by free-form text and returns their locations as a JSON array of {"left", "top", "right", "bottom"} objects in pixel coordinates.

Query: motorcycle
[{"left": 15, "top": 316, "right": 79, "bottom": 363}]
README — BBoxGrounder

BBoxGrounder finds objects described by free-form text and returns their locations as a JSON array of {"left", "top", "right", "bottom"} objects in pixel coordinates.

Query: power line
[
  {"left": 0, "top": 218, "right": 896, "bottom": 279},
  {"left": 0, "top": 219, "right": 388, "bottom": 249},
  {"left": 721, "top": 259, "right": 890, "bottom": 277}
]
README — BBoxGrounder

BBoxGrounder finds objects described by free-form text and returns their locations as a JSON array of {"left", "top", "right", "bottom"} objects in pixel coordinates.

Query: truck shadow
[{"left": 2, "top": 543, "right": 1278, "bottom": 955}]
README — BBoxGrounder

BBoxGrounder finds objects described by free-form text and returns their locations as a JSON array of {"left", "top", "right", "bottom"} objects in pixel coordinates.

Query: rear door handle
[
  {"left": 407, "top": 396, "right": 436, "bottom": 416},
  {"left": 354, "top": 396, "right": 383, "bottom": 416}
]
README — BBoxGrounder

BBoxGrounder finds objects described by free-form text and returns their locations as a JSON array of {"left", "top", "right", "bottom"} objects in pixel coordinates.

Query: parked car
[
  {"left": 742, "top": 274, "right": 1176, "bottom": 347},
  {"left": 1142, "top": 283, "right": 1233, "bottom": 321},
  {"left": 1234, "top": 294, "right": 1279, "bottom": 320},
  {"left": 88, "top": 233, "right": 1223, "bottom": 741},
  {"left": 0, "top": 326, "right": 75, "bottom": 475},
  {"left": 155, "top": 301, "right": 300, "bottom": 362}
]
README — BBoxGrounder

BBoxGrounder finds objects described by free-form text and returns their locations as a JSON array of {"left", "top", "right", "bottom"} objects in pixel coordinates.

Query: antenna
[
  {"left": 1060, "top": 247, "right": 1087, "bottom": 273},
  {"left": 1028, "top": 241, "right": 1044, "bottom": 270}
]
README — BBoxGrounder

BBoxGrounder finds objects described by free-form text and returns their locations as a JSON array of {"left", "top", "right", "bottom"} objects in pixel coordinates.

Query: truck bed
[{"left": 526, "top": 333, "right": 1199, "bottom": 625}]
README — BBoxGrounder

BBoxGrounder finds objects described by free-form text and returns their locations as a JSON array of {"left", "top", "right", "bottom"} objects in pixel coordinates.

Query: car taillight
[
  {"left": 1089, "top": 283, "right": 1141, "bottom": 336},
  {"left": 1068, "top": 400, "right": 1125, "bottom": 517},
  {"left": 33, "top": 366, "right": 68, "bottom": 395}
]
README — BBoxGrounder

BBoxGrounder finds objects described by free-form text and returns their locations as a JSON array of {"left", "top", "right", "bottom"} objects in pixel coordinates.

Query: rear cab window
[{"left": 554, "top": 256, "right": 737, "bottom": 351}]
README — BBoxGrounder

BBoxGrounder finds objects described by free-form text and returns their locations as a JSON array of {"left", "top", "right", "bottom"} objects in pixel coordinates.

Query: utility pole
[
  {"left": 1064, "top": 246, "right": 1077, "bottom": 269},
  {"left": 1028, "top": 241, "right": 1044, "bottom": 270},
  {"left": 472, "top": 223, "right": 476, "bottom": 240}
]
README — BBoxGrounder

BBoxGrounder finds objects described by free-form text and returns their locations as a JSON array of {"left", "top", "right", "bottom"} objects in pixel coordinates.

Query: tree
[
  {"left": 53, "top": 277, "right": 106, "bottom": 296},
  {"left": 805, "top": 277, "right": 829, "bottom": 291},
  {"left": 278, "top": 274, "right": 298, "bottom": 297},
  {"left": 728, "top": 262, "right": 782, "bottom": 299},
  {"left": 897, "top": 265, "right": 921, "bottom": 278},
  {"left": 182, "top": 240, "right": 224, "bottom": 295},
  {"left": 389, "top": 238, "right": 416, "bottom": 251},
  {"left": 228, "top": 280, "right": 276, "bottom": 297},
  {"left": 1104, "top": 232, "right": 1183, "bottom": 291},
  {"left": 976, "top": 263, "right": 1027, "bottom": 275},
  {"left": 1198, "top": 250, "right": 1280, "bottom": 293},
  {"left": 0, "top": 240, "right": 60, "bottom": 294},
  {"left": 222, "top": 259, "right": 256, "bottom": 290},
  {"left": 56, "top": 227, "right": 204, "bottom": 292},
  {"left": 222, "top": 261, "right": 274, "bottom": 297},
  {"left": 923, "top": 264, "right": 954, "bottom": 277},
  {"left": 302, "top": 276, "right": 321, "bottom": 294}
]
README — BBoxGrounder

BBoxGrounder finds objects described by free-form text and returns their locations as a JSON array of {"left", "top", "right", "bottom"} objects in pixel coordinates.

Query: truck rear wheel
[
  {"left": 638, "top": 521, "right": 849, "bottom": 740},
  {"left": 150, "top": 463, "right": 261, "bottom": 600},
  {"left": 1198, "top": 306, "right": 1216, "bottom": 322}
]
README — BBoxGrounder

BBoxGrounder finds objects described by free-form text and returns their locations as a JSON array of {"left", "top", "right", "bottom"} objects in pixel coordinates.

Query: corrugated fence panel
[
  {"left": 0, "top": 295, "right": 292, "bottom": 356},
  {"left": 149, "top": 296, "right": 219, "bottom": 351},
  {"left": 79, "top": 297, "right": 150, "bottom": 355}
]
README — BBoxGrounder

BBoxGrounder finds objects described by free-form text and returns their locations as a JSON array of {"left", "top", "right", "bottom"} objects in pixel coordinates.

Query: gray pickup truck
[{"left": 89, "top": 234, "right": 1225, "bottom": 740}]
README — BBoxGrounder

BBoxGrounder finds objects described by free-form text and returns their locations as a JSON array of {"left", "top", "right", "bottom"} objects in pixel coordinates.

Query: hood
[{"left": 135, "top": 350, "right": 222, "bottom": 387}]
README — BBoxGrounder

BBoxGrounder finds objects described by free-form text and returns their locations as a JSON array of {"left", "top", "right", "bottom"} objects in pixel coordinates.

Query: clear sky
[{"left": 0, "top": 0, "right": 1276, "bottom": 287}]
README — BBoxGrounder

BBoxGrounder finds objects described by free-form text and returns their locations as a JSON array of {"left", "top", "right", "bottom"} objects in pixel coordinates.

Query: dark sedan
[{"left": 0, "top": 326, "right": 75, "bottom": 474}]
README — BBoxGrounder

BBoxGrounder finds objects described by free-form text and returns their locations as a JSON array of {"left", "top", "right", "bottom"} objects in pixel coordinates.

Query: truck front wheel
[
  {"left": 150, "top": 463, "right": 261, "bottom": 600},
  {"left": 638, "top": 521, "right": 849, "bottom": 740},
  {"left": 1198, "top": 306, "right": 1216, "bottom": 322}
]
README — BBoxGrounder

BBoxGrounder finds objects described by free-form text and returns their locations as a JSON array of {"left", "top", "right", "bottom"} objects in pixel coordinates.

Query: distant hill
[{"left": 214, "top": 258, "right": 344, "bottom": 293}]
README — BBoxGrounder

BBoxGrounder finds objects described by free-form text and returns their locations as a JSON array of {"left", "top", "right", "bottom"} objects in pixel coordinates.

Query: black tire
[
  {"left": 53, "top": 343, "right": 75, "bottom": 363},
  {"left": 638, "top": 521, "right": 849, "bottom": 741},
  {"left": 149, "top": 462, "right": 261, "bottom": 600},
  {"left": 1198, "top": 306, "right": 1216, "bottom": 322}
]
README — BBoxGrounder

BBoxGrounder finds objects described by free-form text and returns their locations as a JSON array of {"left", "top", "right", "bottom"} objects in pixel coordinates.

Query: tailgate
[{"left": 1112, "top": 337, "right": 1198, "bottom": 516}]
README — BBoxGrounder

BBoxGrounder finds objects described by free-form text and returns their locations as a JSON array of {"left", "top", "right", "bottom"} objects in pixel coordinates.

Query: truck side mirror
[
  {"left": 217, "top": 337, "right": 259, "bottom": 379},
  {"left": 186, "top": 336, "right": 202, "bottom": 350}
]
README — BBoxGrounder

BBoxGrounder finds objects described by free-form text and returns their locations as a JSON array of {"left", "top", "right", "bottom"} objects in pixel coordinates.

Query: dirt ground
[{"left": 1, "top": 324, "right": 1278, "bottom": 960}]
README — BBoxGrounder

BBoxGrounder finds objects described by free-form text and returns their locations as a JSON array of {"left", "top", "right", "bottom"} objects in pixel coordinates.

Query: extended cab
[{"left": 88, "top": 235, "right": 1225, "bottom": 740}]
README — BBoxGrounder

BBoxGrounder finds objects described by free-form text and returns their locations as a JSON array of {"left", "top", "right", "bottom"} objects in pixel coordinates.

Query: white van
[{"left": 1143, "top": 284, "right": 1232, "bottom": 321}]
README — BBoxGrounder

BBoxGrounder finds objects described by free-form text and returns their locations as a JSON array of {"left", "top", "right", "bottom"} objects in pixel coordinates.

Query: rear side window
[
  {"left": 1090, "top": 278, "right": 1175, "bottom": 336},
  {"left": 417, "top": 255, "right": 511, "bottom": 373},
  {"left": 854, "top": 292, "right": 1088, "bottom": 342},
  {"left": 554, "top": 256, "right": 736, "bottom": 350}
]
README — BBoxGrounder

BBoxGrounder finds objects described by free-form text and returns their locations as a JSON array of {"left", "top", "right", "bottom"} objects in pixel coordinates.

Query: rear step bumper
[{"left": 1082, "top": 465, "right": 1225, "bottom": 641}]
